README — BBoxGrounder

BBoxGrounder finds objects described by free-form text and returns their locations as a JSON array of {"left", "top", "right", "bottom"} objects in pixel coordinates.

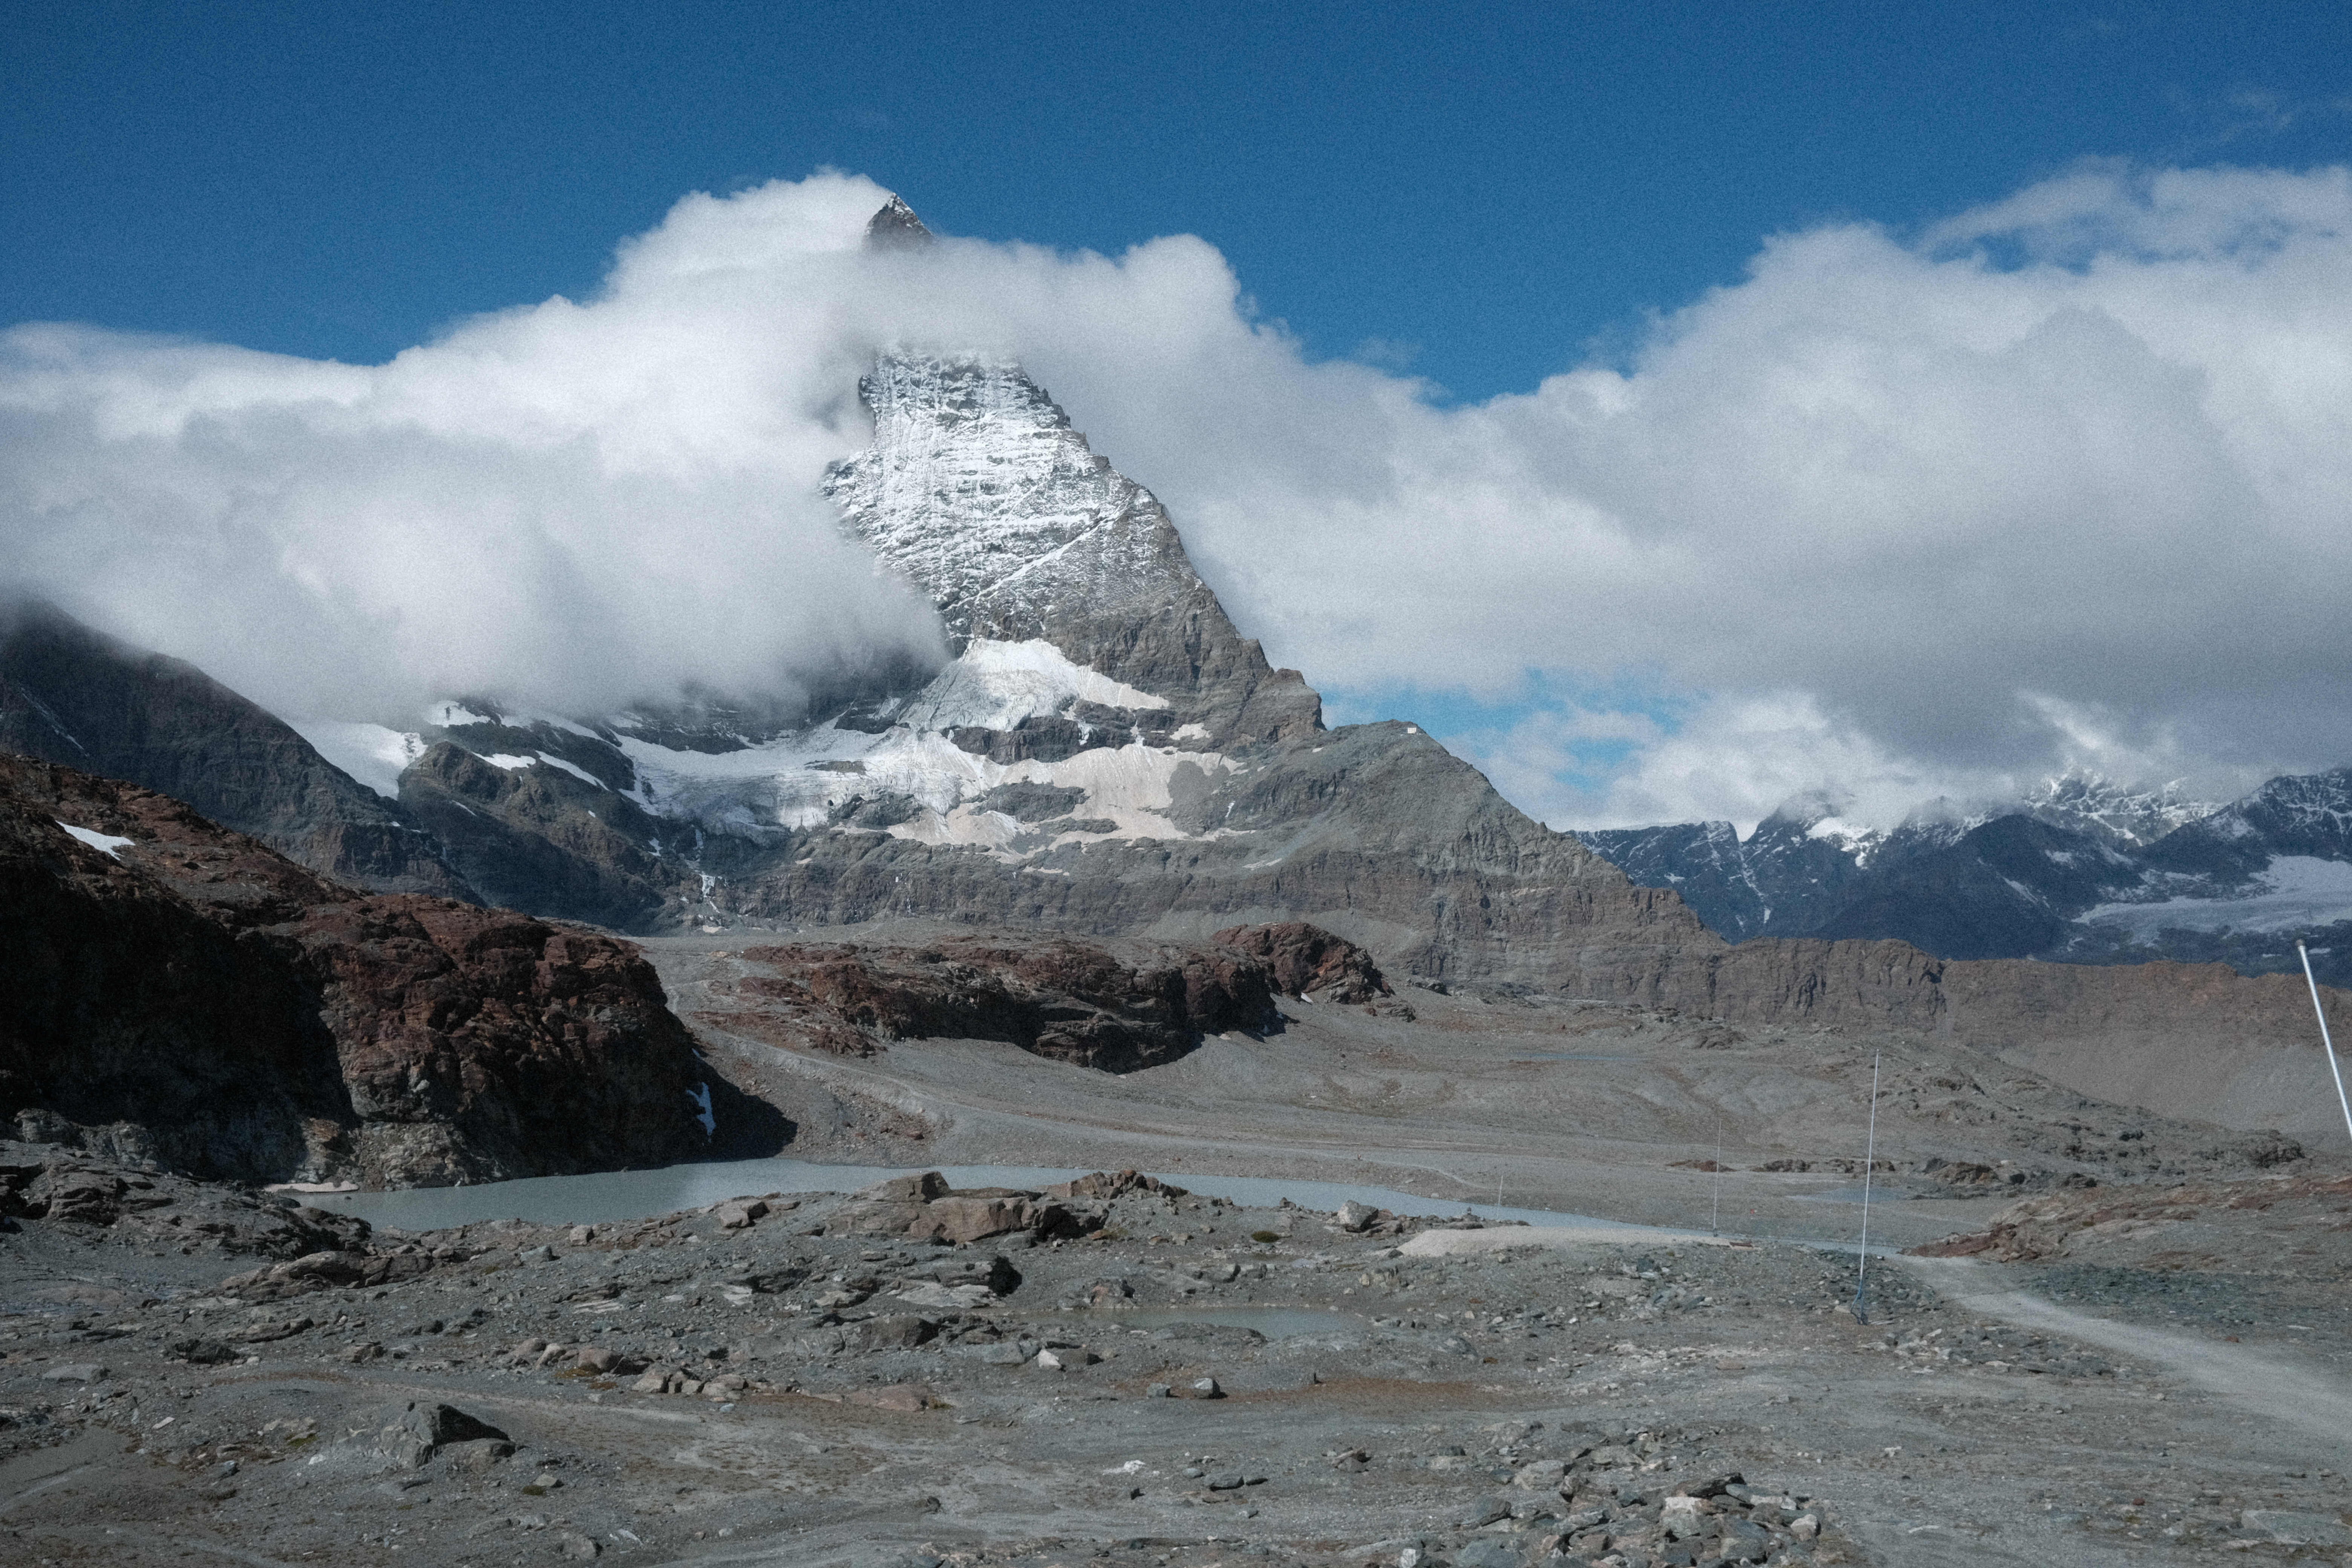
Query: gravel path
[{"left": 1909, "top": 1256, "right": 2352, "bottom": 1454}]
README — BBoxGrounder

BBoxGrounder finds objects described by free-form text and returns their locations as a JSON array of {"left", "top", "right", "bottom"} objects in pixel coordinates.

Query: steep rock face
[
  {"left": 2, "top": 762, "right": 354, "bottom": 1182},
  {"left": 0, "top": 598, "right": 472, "bottom": 901},
  {"left": 0, "top": 755, "right": 722, "bottom": 1187},
  {"left": 291, "top": 894, "right": 718, "bottom": 1187},
  {"left": 822, "top": 354, "right": 1321, "bottom": 750}
]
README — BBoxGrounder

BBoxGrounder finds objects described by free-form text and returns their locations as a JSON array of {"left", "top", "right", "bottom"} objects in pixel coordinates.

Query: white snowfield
[
  {"left": 2079, "top": 855, "right": 2352, "bottom": 938},
  {"left": 616, "top": 637, "right": 1227, "bottom": 857},
  {"left": 895, "top": 637, "right": 1165, "bottom": 729},
  {"left": 478, "top": 750, "right": 605, "bottom": 787},
  {"left": 288, "top": 720, "right": 427, "bottom": 801}
]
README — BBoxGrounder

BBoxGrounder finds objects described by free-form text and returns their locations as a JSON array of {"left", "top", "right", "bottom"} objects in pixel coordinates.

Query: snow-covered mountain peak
[
  {"left": 2216, "top": 767, "right": 2352, "bottom": 838},
  {"left": 2018, "top": 772, "right": 2222, "bottom": 848},
  {"left": 865, "top": 194, "right": 934, "bottom": 250},
  {"left": 823, "top": 353, "right": 1207, "bottom": 668}
]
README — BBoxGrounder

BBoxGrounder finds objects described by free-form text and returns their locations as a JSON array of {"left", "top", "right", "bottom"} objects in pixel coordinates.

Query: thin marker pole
[
  {"left": 2297, "top": 943, "right": 2352, "bottom": 1145},
  {"left": 1853, "top": 1052, "right": 1881, "bottom": 1324},
  {"left": 1711, "top": 1115, "right": 1723, "bottom": 1237}
]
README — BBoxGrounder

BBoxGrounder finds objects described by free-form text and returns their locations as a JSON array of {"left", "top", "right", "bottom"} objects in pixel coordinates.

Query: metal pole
[
  {"left": 1712, "top": 1115, "right": 1723, "bottom": 1237},
  {"left": 2297, "top": 943, "right": 2352, "bottom": 1145},
  {"left": 1853, "top": 1052, "right": 1881, "bottom": 1324}
]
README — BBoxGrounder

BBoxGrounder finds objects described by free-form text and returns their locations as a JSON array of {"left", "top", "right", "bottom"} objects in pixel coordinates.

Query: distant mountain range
[{"left": 1580, "top": 770, "right": 2352, "bottom": 985}]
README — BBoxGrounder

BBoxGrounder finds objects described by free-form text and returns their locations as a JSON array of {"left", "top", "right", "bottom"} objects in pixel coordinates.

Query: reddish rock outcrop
[
  {"left": 1212, "top": 922, "right": 1389, "bottom": 1003},
  {"left": 0, "top": 754, "right": 720, "bottom": 1187},
  {"left": 736, "top": 931, "right": 1290, "bottom": 1072}
]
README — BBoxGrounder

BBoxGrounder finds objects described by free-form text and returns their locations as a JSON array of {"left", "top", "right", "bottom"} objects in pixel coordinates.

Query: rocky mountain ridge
[
  {"left": 1584, "top": 769, "right": 2352, "bottom": 985},
  {"left": 0, "top": 597, "right": 470, "bottom": 901}
]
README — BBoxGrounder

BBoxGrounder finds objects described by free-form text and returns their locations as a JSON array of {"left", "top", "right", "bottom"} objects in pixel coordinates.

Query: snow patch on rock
[
  {"left": 55, "top": 820, "right": 135, "bottom": 859},
  {"left": 611, "top": 636, "right": 1223, "bottom": 854}
]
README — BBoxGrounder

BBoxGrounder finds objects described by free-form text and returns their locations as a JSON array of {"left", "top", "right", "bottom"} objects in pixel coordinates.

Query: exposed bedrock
[
  {"left": 713, "top": 925, "right": 1384, "bottom": 1073},
  {"left": 0, "top": 755, "right": 745, "bottom": 1187}
]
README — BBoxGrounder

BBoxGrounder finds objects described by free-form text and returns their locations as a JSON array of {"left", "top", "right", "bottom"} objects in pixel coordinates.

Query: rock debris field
[{"left": 8, "top": 1144, "right": 2352, "bottom": 1567}]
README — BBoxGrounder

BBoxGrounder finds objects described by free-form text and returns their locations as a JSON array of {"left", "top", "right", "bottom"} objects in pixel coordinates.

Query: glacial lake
[{"left": 301, "top": 1157, "right": 1663, "bottom": 1236}]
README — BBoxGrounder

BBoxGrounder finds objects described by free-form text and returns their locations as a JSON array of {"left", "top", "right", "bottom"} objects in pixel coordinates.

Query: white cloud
[
  {"left": 6, "top": 162, "right": 2352, "bottom": 831},
  {"left": 0, "top": 173, "right": 942, "bottom": 725},
  {"left": 1063, "top": 161, "right": 2352, "bottom": 825}
]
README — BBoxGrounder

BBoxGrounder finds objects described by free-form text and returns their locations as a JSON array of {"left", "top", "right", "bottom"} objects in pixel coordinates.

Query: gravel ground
[{"left": 8, "top": 1163, "right": 2352, "bottom": 1568}]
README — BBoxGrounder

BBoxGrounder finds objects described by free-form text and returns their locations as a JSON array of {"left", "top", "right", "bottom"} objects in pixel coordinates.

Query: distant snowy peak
[
  {"left": 865, "top": 194, "right": 934, "bottom": 250},
  {"left": 2017, "top": 773, "right": 2222, "bottom": 848},
  {"left": 824, "top": 353, "right": 1204, "bottom": 669},
  {"left": 2199, "top": 767, "right": 2352, "bottom": 847}
]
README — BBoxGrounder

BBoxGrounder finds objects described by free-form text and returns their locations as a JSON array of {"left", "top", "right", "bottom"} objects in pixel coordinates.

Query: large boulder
[{"left": 837, "top": 1170, "right": 1082, "bottom": 1243}]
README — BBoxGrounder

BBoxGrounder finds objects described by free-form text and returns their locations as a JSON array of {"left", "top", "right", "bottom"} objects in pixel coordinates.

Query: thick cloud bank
[
  {"left": 0, "top": 175, "right": 948, "bottom": 726},
  {"left": 5, "top": 164, "right": 2351, "bottom": 828}
]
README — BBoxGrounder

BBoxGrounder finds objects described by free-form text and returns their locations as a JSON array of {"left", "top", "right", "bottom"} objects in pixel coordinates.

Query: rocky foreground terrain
[
  {"left": 5, "top": 1144, "right": 2352, "bottom": 1568},
  {"left": 8, "top": 922, "right": 2351, "bottom": 1568}
]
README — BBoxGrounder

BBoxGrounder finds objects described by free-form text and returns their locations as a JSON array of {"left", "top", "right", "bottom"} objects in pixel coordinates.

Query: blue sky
[
  {"left": 8, "top": 3, "right": 2352, "bottom": 833},
  {"left": 9, "top": 2, "right": 2350, "bottom": 401}
]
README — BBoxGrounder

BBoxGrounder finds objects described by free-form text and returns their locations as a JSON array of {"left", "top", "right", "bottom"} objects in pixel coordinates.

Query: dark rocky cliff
[{"left": 0, "top": 754, "right": 736, "bottom": 1187}]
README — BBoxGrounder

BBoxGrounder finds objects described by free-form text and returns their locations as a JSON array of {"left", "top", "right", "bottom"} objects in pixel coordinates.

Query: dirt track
[{"left": 1909, "top": 1256, "right": 2352, "bottom": 1449}]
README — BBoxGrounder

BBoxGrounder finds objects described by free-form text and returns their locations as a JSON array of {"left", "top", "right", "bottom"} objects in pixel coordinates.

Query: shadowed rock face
[
  {"left": 0, "top": 754, "right": 736, "bottom": 1187},
  {"left": 0, "top": 597, "right": 473, "bottom": 901},
  {"left": 0, "top": 1139, "right": 374, "bottom": 1256},
  {"left": 727, "top": 929, "right": 1312, "bottom": 1073},
  {"left": 396, "top": 740, "right": 684, "bottom": 931}
]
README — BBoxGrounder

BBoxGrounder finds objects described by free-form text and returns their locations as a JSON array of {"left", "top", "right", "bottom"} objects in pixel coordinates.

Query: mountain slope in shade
[{"left": 0, "top": 597, "right": 475, "bottom": 902}]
